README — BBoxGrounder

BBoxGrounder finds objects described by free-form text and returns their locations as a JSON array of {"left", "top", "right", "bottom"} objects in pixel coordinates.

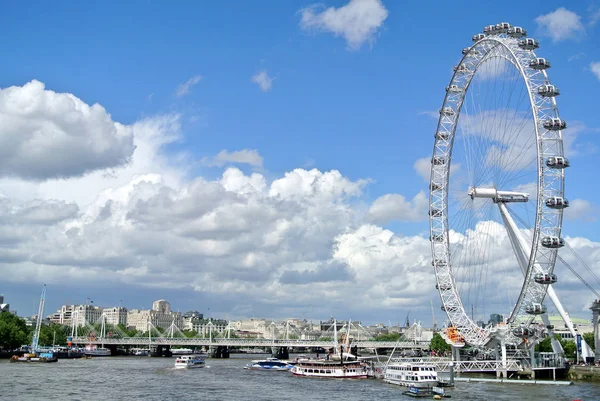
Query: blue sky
[{"left": 1, "top": 0, "right": 599, "bottom": 326}]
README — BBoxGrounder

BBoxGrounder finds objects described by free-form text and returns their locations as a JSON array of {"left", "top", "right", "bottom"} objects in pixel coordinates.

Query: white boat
[
  {"left": 172, "top": 348, "right": 194, "bottom": 355},
  {"left": 291, "top": 357, "right": 369, "bottom": 378},
  {"left": 383, "top": 362, "right": 439, "bottom": 388},
  {"left": 133, "top": 349, "right": 149, "bottom": 356},
  {"left": 244, "top": 357, "right": 294, "bottom": 371},
  {"left": 174, "top": 355, "right": 206, "bottom": 369},
  {"left": 84, "top": 345, "right": 111, "bottom": 357}
]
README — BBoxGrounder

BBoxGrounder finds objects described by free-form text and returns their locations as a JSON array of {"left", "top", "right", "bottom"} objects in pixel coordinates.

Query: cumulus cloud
[
  {"left": 299, "top": 0, "right": 389, "bottom": 50},
  {"left": 175, "top": 75, "right": 202, "bottom": 97},
  {"left": 535, "top": 8, "right": 585, "bottom": 42},
  {"left": 251, "top": 70, "right": 274, "bottom": 92},
  {"left": 0, "top": 80, "right": 135, "bottom": 180},
  {"left": 591, "top": 62, "right": 600, "bottom": 81},
  {"left": 565, "top": 199, "right": 599, "bottom": 222},
  {"left": 204, "top": 149, "right": 264, "bottom": 168},
  {"left": 367, "top": 192, "right": 428, "bottom": 224}
]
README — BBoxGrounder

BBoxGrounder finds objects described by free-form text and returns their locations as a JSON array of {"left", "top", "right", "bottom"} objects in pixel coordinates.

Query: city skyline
[{"left": 1, "top": 0, "right": 600, "bottom": 327}]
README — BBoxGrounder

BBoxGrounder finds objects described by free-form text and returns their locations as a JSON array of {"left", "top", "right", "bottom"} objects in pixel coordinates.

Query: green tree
[
  {"left": 0, "top": 313, "right": 29, "bottom": 350},
  {"left": 429, "top": 333, "right": 451, "bottom": 353},
  {"left": 583, "top": 332, "right": 595, "bottom": 351},
  {"left": 38, "top": 324, "right": 68, "bottom": 346},
  {"left": 562, "top": 338, "right": 576, "bottom": 359}
]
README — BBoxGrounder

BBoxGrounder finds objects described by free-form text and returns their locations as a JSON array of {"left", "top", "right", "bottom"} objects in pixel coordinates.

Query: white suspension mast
[{"left": 31, "top": 284, "right": 47, "bottom": 353}]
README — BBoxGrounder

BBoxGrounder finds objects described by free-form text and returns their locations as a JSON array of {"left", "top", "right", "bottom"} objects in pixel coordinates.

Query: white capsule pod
[
  {"left": 545, "top": 197, "right": 569, "bottom": 209},
  {"left": 534, "top": 273, "right": 558, "bottom": 285},
  {"left": 538, "top": 84, "right": 560, "bottom": 97},
  {"left": 440, "top": 107, "right": 456, "bottom": 116},
  {"left": 543, "top": 118, "right": 566, "bottom": 131},
  {"left": 529, "top": 58, "right": 551, "bottom": 70},
  {"left": 508, "top": 26, "right": 527, "bottom": 38},
  {"left": 429, "top": 209, "right": 442, "bottom": 217},
  {"left": 472, "top": 33, "right": 486, "bottom": 42},
  {"left": 495, "top": 22, "right": 511, "bottom": 33},
  {"left": 435, "top": 131, "right": 450, "bottom": 140},
  {"left": 525, "top": 303, "right": 547, "bottom": 315},
  {"left": 430, "top": 182, "right": 443, "bottom": 191},
  {"left": 518, "top": 38, "right": 539, "bottom": 50},
  {"left": 541, "top": 236, "right": 565, "bottom": 248},
  {"left": 453, "top": 64, "right": 472, "bottom": 74},
  {"left": 430, "top": 234, "right": 444, "bottom": 242},
  {"left": 512, "top": 327, "right": 533, "bottom": 338},
  {"left": 546, "top": 156, "right": 570, "bottom": 169},
  {"left": 446, "top": 85, "right": 463, "bottom": 93},
  {"left": 436, "top": 283, "right": 452, "bottom": 291},
  {"left": 483, "top": 25, "right": 496, "bottom": 34},
  {"left": 431, "top": 156, "right": 446, "bottom": 165}
]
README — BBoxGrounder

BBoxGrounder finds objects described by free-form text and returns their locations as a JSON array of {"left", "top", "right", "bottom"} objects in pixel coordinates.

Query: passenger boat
[
  {"left": 244, "top": 357, "right": 294, "bottom": 371},
  {"left": 383, "top": 362, "right": 439, "bottom": 388},
  {"left": 174, "top": 355, "right": 206, "bottom": 369},
  {"left": 291, "top": 357, "right": 369, "bottom": 378},
  {"left": 84, "top": 345, "right": 111, "bottom": 357}
]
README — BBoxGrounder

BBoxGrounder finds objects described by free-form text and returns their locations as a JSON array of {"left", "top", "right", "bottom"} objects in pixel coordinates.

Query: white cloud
[
  {"left": 535, "top": 8, "right": 585, "bottom": 42},
  {"left": 367, "top": 192, "right": 429, "bottom": 224},
  {"left": 414, "top": 157, "right": 431, "bottom": 182},
  {"left": 0, "top": 80, "right": 135, "bottom": 180},
  {"left": 299, "top": 0, "right": 389, "bottom": 50},
  {"left": 591, "top": 62, "right": 600, "bottom": 81},
  {"left": 175, "top": 75, "right": 202, "bottom": 97},
  {"left": 565, "top": 199, "right": 599, "bottom": 222},
  {"left": 204, "top": 149, "right": 264, "bottom": 168},
  {"left": 251, "top": 70, "right": 274, "bottom": 92}
]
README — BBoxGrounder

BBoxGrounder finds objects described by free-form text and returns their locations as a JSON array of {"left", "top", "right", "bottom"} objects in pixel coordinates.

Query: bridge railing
[{"left": 72, "top": 337, "right": 429, "bottom": 349}]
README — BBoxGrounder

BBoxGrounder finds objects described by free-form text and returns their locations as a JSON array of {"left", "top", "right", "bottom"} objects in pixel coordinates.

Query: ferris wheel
[{"left": 429, "top": 22, "right": 568, "bottom": 348}]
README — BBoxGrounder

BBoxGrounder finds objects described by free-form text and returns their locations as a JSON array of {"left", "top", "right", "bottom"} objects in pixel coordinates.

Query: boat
[
  {"left": 133, "top": 349, "right": 149, "bottom": 356},
  {"left": 290, "top": 319, "right": 370, "bottom": 379},
  {"left": 172, "top": 348, "right": 194, "bottom": 355},
  {"left": 84, "top": 345, "right": 111, "bottom": 357},
  {"left": 291, "top": 357, "right": 369, "bottom": 378},
  {"left": 11, "top": 285, "right": 58, "bottom": 364},
  {"left": 10, "top": 352, "right": 57, "bottom": 363},
  {"left": 244, "top": 357, "right": 294, "bottom": 371},
  {"left": 174, "top": 355, "right": 206, "bottom": 369},
  {"left": 383, "top": 362, "right": 439, "bottom": 388},
  {"left": 402, "top": 386, "right": 449, "bottom": 398}
]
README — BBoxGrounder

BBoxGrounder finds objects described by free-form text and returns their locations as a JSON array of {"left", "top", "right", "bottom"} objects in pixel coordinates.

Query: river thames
[{"left": 2, "top": 354, "right": 599, "bottom": 400}]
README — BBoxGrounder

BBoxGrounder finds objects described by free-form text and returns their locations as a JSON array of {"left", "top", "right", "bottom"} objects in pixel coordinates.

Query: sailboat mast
[{"left": 31, "top": 285, "right": 47, "bottom": 353}]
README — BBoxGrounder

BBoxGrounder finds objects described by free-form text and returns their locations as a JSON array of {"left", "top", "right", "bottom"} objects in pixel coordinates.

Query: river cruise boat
[
  {"left": 383, "top": 362, "right": 439, "bottom": 388},
  {"left": 244, "top": 357, "right": 294, "bottom": 371},
  {"left": 174, "top": 355, "right": 206, "bottom": 369},
  {"left": 10, "top": 352, "right": 58, "bottom": 363},
  {"left": 84, "top": 345, "right": 111, "bottom": 357},
  {"left": 291, "top": 357, "right": 369, "bottom": 379}
]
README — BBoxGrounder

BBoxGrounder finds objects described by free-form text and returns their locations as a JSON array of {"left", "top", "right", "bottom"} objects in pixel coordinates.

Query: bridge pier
[
  {"left": 211, "top": 346, "right": 230, "bottom": 358},
  {"left": 150, "top": 345, "right": 172, "bottom": 357},
  {"left": 272, "top": 347, "right": 289, "bottom": 360}
]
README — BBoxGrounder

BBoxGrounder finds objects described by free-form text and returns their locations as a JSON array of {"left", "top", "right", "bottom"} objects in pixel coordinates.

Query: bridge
[{"left": 72, "top": 337, "right": 430, "bottom": 350}]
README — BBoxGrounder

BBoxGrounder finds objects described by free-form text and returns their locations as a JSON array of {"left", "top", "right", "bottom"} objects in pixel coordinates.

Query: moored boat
[
  {"left": 84, "top": 345, "right": 111, "bottom": 357},
  {"left": 174, "top": 355, "right": 205, "bottom": 369},
  {"left": 383, "top": 362, "right": 439, "bottom": 388},
  {"left": 10, "top": 352, "right": 58, "bottom": 363},
  {"left": 244, "top": 357, "right": 294, "bottom": 371}
]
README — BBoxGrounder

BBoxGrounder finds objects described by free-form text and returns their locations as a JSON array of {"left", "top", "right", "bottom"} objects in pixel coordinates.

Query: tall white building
[
  {"left": 103, "top": 307, "right": 127, "bottom": 326},
  {"left": 126, "top": 300, "right": 182, "bottom": 331},
  {"left": 50, "top": 304, "right": 104, "bottom": 327}
]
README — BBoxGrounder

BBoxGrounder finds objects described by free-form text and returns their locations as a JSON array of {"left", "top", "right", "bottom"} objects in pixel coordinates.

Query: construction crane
[{"left": 30, "top": 285, "right": 46, "bottom": 354}]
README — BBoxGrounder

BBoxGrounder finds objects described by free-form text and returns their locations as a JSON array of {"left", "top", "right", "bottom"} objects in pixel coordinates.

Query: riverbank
[{"left": 568, "top": 365, "right": 600, "bottom": 381}]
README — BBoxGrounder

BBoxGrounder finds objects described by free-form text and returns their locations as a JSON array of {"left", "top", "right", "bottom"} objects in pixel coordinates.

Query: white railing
[{"left": 71, "top": 337, "right": 429, "bottom": 349}]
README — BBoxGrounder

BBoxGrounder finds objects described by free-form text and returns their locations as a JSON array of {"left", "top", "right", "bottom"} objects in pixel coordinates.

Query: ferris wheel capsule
[
  {"left": 519, "top": 38, "right": 539, "bottom": 50},
  {"left": 538, "top": 84, "right": 560, "bottom": 97},
  {"left": 546, "top": 156, "right": 570, "bottom": 168},
  {"left": 534, "top": 273, "right": 558, "bottom": 284},
  {"left": 507, "top": 26, "right": 527, "bottom": 38},
  {"left": 543, "top": 118, "right": 566, "bottom": 131},
  {"left": 545, "top": 197, "right": 569, "bottom": 209},
  {"left": 541, "top": 236, "right": 565, "bottom": 248},
  {"left": 472, "top": 33, "right": 486, "bottom": 42},
  {"left": 529, "top": 58, "right": 551, "bottom": 70},
  {"left": 495, "top": 22, "right": 511, "bottom": 33}
]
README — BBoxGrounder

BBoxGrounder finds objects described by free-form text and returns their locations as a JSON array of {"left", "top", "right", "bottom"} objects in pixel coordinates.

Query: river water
[{"left": 2, "top": 354, "right": 599, "bottom": 400}]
